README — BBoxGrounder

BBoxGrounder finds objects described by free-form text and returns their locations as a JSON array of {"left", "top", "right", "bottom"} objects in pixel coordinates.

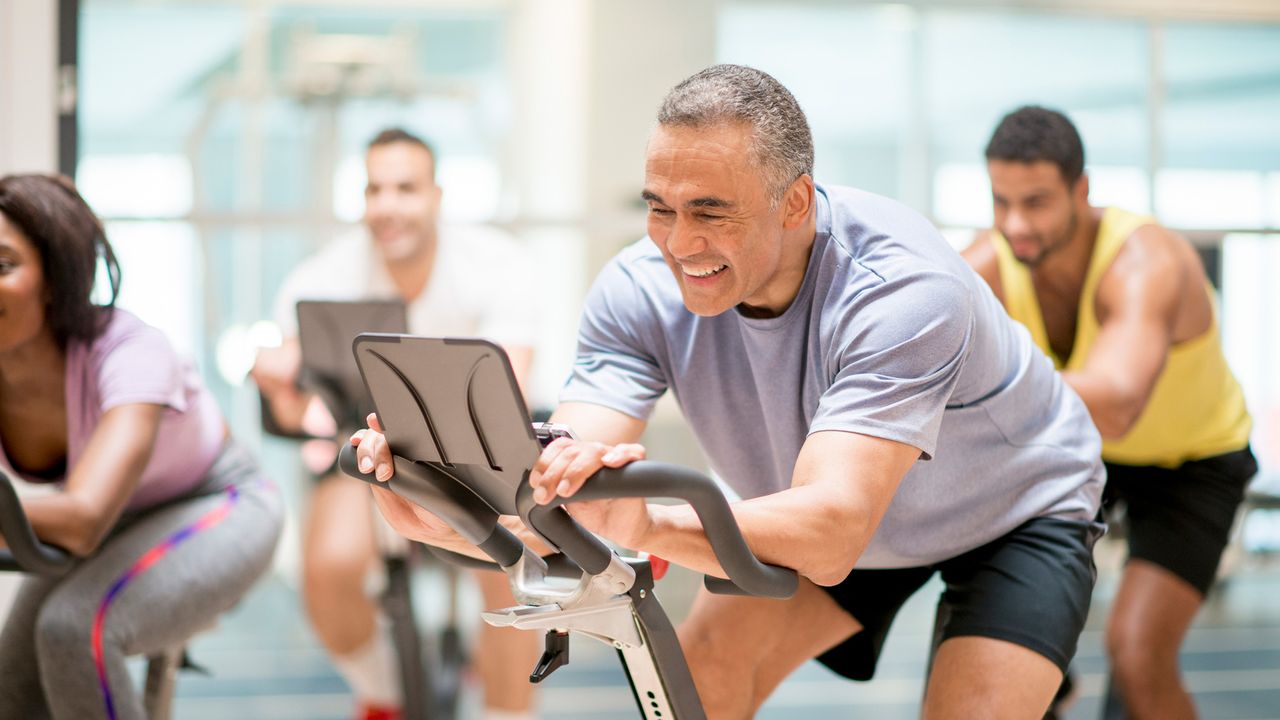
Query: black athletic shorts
[
  {"left": 815, "top": 516, "right": 1102, "bottom": 681},
  {"left": 1103, "top": 446, "right": 1257, "bottom": 596}
]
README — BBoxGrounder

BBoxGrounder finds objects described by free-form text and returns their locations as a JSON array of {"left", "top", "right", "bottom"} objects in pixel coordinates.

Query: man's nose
[
  {"left": 665, "top": 214, "right": 706, "bottom": 259},
  {"left": 1005, "top": 208, "right": 1031, "bottom": 237}
]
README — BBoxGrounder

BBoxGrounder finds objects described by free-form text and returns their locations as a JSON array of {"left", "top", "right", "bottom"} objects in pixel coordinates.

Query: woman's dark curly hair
[{"left": 0, "top": 174, "right": 121, "bottom": 346}]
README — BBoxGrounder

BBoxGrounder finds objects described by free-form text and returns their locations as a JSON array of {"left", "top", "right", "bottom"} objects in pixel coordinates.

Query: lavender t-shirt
[{"left": 0, "top": 309, "right": 225, "bottom": 511}]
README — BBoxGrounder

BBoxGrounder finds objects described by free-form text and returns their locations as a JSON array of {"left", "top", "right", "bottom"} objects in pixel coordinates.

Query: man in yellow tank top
[{"left": 963, "top": 106, "right": 1257, "bottom": 720}]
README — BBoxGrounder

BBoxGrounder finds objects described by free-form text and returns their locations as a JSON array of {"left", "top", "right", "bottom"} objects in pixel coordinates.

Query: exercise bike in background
[{"left": 259, "top": 300, "right": 465, "bottom": 720}]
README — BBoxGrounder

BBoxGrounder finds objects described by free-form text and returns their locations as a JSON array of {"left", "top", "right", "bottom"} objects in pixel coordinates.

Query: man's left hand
[{"left": 529, "top": 438, "right": 653, "bottom": 548}]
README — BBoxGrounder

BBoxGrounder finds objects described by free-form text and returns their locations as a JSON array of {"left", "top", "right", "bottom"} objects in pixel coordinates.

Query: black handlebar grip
[
  {"left": 338, "top": 443, "right": 525, "bottom": 568},
  {"left": 338, "top": 441, "right": 381, "bottom": 485},
  {"left": 517, "top": 461, "right": 798, "bottom": 599},
  {"left": 517, "top": 481, "right": 615, "bottom": 576}
]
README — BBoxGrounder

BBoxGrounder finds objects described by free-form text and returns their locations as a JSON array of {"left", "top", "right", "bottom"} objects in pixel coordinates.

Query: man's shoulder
[
  {"left": 288, "top": 229, "right": 370, "bottom": 280},
  {"left": 441, "top": 223, "right": 517, "bottom": 248},
  {"left": 1106, "top": 210, "right": 1187, "bottom": 281},
  {"left": 437, "top": 224, "right": 535, "bottom": 273},
  {"left": 817, "top": 183, "right": 969, "bottom": 291},
  {"left": 606, "top": 239, "right": 675, "bottom": 294},
  {"left": 278, "top": 230, "right": 370, "bottom": 296},
  {"left": 960, "top": 230, "right": 1003, "bottom": 300},
  {"left": 584, "top": 239, "right": 680, "bottom": 319},
  {"left": 823, "top": 183, "right": 932, "bottom": 225},
  {"left": 820, "top": 183, "right": 947, "bottom": 257}
]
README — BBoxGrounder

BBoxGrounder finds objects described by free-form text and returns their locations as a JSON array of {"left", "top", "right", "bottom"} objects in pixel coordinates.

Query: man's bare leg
[
  {"left": 678, "top": 579, "right": 861, "bottom": 719},
  {"left": 923, "top": 636, "right": 1062, "bottom": 719},
  {"left": 304, "top": 474, "right": 404, "bottom": 711},
  {"left": 1105, "top": 559, "right": 1201, "bottom": 720},
  {"left": 303, "top": 474, "right": 380, "bottom": 655}
]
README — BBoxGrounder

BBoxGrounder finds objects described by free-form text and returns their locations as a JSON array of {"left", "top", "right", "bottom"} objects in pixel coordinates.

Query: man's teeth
[{"left": 683, "top": 264, "right": 727, "bottom": 278}]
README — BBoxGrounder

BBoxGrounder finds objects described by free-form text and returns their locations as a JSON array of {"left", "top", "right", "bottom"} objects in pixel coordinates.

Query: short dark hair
[
  {"left": 0, "top": 174, "right": 121, "bottom": 347},
  {"left": 658, "top": 64, "right": 814, "bottom": 202},
  {"left": 367, "top": 127, "right": 436, "bottom": 178},
  {"left": 985, "top": 106, "right": 1085, "bottom": 184}
]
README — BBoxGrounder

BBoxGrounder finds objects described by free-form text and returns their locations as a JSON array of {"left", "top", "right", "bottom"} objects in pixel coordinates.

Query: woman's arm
[{"left": 19, "top": 403, "right": 164, "bottom": 556}]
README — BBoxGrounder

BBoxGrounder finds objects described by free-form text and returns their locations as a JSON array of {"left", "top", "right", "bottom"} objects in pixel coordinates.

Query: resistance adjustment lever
[{"left": 529, "top": 630, "right": 570, "bottom": 683}]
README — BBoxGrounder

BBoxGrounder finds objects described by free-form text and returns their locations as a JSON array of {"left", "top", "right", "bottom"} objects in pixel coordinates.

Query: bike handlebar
[
  {"left": 338, "top": 443, "right": 527, "bottom": 569},
  {"left": 338, "top": 441, "right": 797, "bottom": 599},
  {"left": 0, "top": 471, "right": 73, "bottom": 576},
  {"left": 516, "top": 462, "right": 797, "bottom": 599}
]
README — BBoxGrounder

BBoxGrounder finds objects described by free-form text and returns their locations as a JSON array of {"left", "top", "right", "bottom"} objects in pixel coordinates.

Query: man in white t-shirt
[{"left": 253, "top": 128, "right": 540, "bottom": 720}]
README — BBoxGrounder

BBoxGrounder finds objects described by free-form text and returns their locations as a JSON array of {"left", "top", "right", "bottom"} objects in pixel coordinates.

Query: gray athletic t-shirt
[{"left": 562, "top": 184, "right": 1104, "bottom": 568}]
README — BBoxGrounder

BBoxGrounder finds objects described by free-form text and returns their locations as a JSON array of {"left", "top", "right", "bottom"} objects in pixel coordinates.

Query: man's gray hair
[{"left": 657, "top": 64, "right": 814, "bottom": 201}]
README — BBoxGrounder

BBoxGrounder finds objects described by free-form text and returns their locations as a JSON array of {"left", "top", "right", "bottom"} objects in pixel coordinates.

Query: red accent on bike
[
  {"left": 650, "top": 554, "right": 670, "bottom": 580},
  {"left": 356, "top": 704, "right": 403, "bottom": 720}
]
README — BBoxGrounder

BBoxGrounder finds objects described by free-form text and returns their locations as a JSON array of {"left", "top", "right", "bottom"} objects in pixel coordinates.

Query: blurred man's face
[
  {"left": 363, "top": 142, "right": 442, "bottom": 263},
  {"left": 643, "top": 122, "right": 795, "bottom": 317},
  {"left": 988, "top": 159, "right": 1084, "bottom": 268}
]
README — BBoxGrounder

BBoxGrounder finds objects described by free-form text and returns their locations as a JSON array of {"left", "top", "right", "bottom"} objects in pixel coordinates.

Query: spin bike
[
  {"left": 258, "top": 300, "right": 465, "bottom": 719},
  {"left": 338, "top": 334, "right": 799, "bottom": 719}
]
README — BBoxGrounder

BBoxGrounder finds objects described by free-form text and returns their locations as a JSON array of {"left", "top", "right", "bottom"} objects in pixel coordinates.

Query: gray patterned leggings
[{"left": 0, "top": 439, "right": 283, "bottom": 720}]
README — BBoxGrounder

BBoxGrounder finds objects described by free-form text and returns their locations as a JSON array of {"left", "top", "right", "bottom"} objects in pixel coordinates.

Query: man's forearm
[
  {"left": 261, "top": 388, "right": 312, "bottom": 434},
  {"left": 416, "top": 514, "right": 556, "bottom": 564},
  {"left": 1061, "top": 370, "right": 1142, "bottom": 439},
  {"left": 642, "top": 485, "right": 872, "bottom": 587}
]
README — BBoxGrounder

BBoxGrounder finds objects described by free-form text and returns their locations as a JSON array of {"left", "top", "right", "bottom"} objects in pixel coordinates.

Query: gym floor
[{"left": 159, "top": 506, "right": 1280, "bottom": 720}]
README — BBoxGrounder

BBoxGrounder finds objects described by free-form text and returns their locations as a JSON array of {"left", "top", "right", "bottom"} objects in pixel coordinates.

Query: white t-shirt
[{"left": 272, "top": 225, "right": 537, "bottom": 348}]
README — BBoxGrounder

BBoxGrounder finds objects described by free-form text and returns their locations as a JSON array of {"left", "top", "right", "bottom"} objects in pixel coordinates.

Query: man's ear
[
  {"left": 1072, "top": 172, "right": 1090, "bottom": 207},
  {"left": 781, "top": 175, "right": 815, "bottom": 230}
]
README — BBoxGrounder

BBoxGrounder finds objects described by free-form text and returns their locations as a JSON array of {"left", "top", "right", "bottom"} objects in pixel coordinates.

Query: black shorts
[
  {"left": 1103, "top": 446, "right": 1257, "bottom": 596},
  {"left": 815, "top": 516, "right": 1101, "bottom": 681}
]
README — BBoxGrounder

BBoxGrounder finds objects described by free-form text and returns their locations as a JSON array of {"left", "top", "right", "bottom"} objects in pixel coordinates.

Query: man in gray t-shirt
[
  {"left": 564, "top": 182, "right": 1102, "bottom": 569},
  {"left": 356, "top": 65, "right": 1104, "bottom": 718}
]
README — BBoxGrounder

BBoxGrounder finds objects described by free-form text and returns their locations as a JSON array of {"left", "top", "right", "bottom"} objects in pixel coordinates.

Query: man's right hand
[
  {"left": 250, "top": 340, "right": 315, "bottom": 435},
  {"left": 351, "top": 413, "right": 460, "bottom": 547},
  {"left": 350, "top": 412, "right": 395, "bottom": 482},
  {"left": 250, "top": 341, "right": 302, "bottom": 399}
]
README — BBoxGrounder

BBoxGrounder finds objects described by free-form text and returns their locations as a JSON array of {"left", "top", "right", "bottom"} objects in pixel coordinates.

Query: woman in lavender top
[{"left": 0, "top": 174, "right": 282, "bottom": 720}]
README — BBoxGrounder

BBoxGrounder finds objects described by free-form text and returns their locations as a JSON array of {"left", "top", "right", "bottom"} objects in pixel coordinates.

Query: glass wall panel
[
  {"left": 717, "top": 4, "right": 916, "bottom": 198},
  {"left": 79, "top": 2, "right": 511, "bottom": 441}
]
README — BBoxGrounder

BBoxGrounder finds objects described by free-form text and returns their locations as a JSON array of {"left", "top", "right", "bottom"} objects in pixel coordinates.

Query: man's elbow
[
  {"left": 800, "top": 507, "right": 870, "bottom": 587},
  {"left": 807, "top": 562, "right": 856, "bottom": 588},
  {"left": 1095, "top": 398, "right": 1145, "bottom": 440}
]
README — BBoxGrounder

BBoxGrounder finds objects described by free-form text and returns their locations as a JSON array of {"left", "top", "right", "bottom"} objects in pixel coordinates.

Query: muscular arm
[
  {"left": 636, "top": 430, "right": 919, "bottom": 586},
  {"left": 1063, "top": 227, "right": 1184, "bottom": 438},
  {"left": 19, "top": 403, "right": 164, "bottom": 556}
]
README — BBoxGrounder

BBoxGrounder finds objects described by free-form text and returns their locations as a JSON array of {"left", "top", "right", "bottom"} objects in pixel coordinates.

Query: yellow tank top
[{"left": 991, "top": 207, "right": 1251, "bottom": 468}]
